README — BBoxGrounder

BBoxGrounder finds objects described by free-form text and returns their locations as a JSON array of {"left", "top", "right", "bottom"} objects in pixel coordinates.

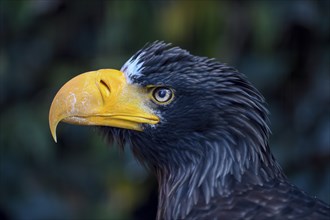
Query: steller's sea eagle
[{"left": 49, "top": 42, "right": 330, "bottom": 220}]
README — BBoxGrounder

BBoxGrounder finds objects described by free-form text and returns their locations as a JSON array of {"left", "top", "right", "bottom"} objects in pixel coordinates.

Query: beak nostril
[{"left": 100, "top": 79, "right": 111, "bottom": 96}]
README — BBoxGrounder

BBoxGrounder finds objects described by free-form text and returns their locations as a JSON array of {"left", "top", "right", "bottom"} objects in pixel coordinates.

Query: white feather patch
[{"left": 120, "top": 52, "right": 145, "bottom": 84}]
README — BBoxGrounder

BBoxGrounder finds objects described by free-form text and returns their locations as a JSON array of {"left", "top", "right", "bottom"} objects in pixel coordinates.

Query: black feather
[{"left": 101, "top": 42, "right": 330, "bottom": 219}]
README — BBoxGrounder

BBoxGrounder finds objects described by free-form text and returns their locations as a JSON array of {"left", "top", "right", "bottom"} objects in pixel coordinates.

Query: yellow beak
[{"left": 49, "top": 69, "right": 159, "bottom": 142}]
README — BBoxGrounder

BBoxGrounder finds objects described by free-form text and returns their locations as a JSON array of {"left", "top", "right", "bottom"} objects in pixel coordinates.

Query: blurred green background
[{"left": 1, "top": 0, "right": 329, "bottom": 219}]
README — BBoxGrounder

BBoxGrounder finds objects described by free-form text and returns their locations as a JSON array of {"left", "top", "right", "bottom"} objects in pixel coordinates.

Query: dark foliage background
[{"left": 1, "top": 0, "right": 329, "bottom": 219}]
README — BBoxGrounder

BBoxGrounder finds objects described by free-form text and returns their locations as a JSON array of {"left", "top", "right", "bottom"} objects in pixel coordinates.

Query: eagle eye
[{"left": 151, "top": 87, "right": 174, "bottom": 105}]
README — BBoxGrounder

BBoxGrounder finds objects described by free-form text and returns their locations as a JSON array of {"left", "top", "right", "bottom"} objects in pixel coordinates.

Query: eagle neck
[{"left": 155, "top": 139, "right": 286, "bottom": 220}]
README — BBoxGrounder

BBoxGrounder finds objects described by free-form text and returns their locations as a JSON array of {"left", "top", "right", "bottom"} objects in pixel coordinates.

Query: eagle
[{"left": 49, "top": 42, "right": 329, "bottom": 219}]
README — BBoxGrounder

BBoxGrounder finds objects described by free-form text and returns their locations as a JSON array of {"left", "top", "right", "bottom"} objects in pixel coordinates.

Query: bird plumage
[{"left": 101, "top": 42, "right": 329, "bottom": 219}]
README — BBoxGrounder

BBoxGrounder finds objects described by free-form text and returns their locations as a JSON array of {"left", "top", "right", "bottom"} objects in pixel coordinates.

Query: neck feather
[{"left": 155, "top": 139, "right": 286, "bottom": 220}]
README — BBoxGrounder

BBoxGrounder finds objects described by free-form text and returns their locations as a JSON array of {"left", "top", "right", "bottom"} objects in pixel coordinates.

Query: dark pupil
[{"left": 157, "top": 89, "right": 167, "bottom": 99}]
